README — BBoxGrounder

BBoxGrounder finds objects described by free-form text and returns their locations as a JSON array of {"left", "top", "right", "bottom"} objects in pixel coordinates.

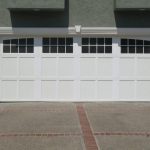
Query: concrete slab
[
  {"left": 96, "top": 135, "right": 150, "bottom": 150},
  {"left": 0, "top": 136, "right": 85, "bottom": 150},
  {"left": 0, "top": 102, "right": 150, "bottom": 150},
  {"left": 0, "top": 103, "right": 81, "bottom": 133},
  {"left": 0, "top": 102, "right": 76, "bottom": 110},
  {"left": 84, "top": 102, "right": 150, "bottom": 132}
]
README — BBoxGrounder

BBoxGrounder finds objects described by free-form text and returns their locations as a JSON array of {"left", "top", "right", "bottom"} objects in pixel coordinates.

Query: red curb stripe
[
  {"left": 94, "top": 132, "right": 150, "bottom": 137},
  {"left": 0, "top": 133, "right": 82, "bottom": 138},
  {"left": 76, "top": 104, "right": 99, "bottom": 150}
]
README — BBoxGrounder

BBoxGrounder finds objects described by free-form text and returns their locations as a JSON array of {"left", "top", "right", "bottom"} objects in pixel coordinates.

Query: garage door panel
[
  {"left": 41, "top": 80, "right": 56, "bottom": 99},
  {"left": 58, "top": 81, "right": 74, "bottom": 99},
  {"left": 41, "top": 58, "right": 57, "bottom": 77},
  {"left": 2, "top": 80, "right": 17, "bottom": 99},
  {"left": 80, "top": 58, "right": 96, "bottom": 77},
  {"left": 120, "top": 58, "right": 135, "bottom": 77},
  {"left": 119, "top": 81, "right": 135, "bottom": 99},
  {"left": 137, "top": 58, "right": 150, "bottom": 77},
  {"left": 97, "top": 58, "right": 113, "bottom": 77},
  {"left": 80, "top": 81, "right": 95, "bottom": 99},
  {"left": 2, "top": 58, "right": 17, "bottom": 77},
  {"left": 19, "top": 58, "right": 34, "bottom": 77},
  {"left": 98, "top": 81, "right": 113, "bottom": 99},
  {"left": 1, "top": 37, "right": 150, "bottom": 101},
  {"left": 19, "top": 81, "right": 34, "bottom": 99},
  {"left": 58, "top": 58, "right": 74, "bottom": 77},
  {"left": 137, "top": 81, "right": 150, "bottom": 99}
]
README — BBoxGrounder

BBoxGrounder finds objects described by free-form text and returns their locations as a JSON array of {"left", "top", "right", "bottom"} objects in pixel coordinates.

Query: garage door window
[
  {"left": 82, "top": 38, "right": 112, "bottom": 53},
  {"left": 43, "top": 38, "right": 73, "bottom": 53},
  {"left": 121, "top": 39, "right": 150, "bottom": 54},
  {"left": 3, "top": 38, "right": 34, "bottom": 53}
]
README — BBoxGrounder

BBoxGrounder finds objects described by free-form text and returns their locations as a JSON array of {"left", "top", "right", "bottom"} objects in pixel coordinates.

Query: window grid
[
  {"left": 82, "top": 38, "right": 112, "bottom": 54},
  {"left": 3, "top": 38, "right": 34, "bottom": 53},
  {"left": 43, "top": 37, "right": 73, "bottom": 53},
  {"left": 121, "top": 39, "right": 150, "bottom": 54}
]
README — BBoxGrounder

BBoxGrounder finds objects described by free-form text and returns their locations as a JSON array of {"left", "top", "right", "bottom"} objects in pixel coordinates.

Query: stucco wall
[
  {"left": 115, "top": 0, "right": 150, "bottom": 9},
  {"left": 0, "top": 0, "right": 150, "bottom": 27}
]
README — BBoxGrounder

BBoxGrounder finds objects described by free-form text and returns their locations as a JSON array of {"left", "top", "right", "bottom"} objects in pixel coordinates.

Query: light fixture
[{"left": 75, "top": 25, "right": 81, "bottom": 33}]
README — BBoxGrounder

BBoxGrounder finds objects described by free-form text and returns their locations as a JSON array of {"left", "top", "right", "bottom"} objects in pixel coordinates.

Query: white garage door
[
  {"left": 0, "top": 36, "right": 150, "bottom": 101},
  {"left": 119, "top": 38, "right": 150, "bottom": 100}
]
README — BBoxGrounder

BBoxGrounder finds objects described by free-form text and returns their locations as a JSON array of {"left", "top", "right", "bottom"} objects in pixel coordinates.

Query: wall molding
[{"left": 0, "top": 27, "right": 150, "bottom": 36}]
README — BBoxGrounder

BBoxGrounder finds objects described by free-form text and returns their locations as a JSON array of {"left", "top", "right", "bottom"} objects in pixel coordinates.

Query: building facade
[{"left": 0, "top": 0, "right": 150, "bottom": 101}]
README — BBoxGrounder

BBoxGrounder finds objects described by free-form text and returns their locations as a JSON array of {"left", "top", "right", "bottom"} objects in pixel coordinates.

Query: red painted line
[
  {"left": 94, "top": 132, "right": 150, "bottom": 137},
  {"left": 76, "top": 104, "right": 99, "bottom": 150},
  {"left": 0, "top": 133, "right": 82, "bottom": 138}
]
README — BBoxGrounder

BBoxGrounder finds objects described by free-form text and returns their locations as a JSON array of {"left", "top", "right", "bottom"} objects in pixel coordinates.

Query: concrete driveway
[{"left": 0, "top": 102, "right": 150, "bottom": 150}]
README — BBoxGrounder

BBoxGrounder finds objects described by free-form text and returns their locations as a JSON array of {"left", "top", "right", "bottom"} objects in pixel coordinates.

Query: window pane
[
  {"left": 11, "top": 39, "right": 18, "bottom": 46},
  {"left": 129, "top": 46, "right": 135, "bottom": 53},
  {"left": 3, "top": 38, "right": 35, "bottom": 54},
  {"left": 43, "top": 46, "right": 49, "bottom": 53},
  {"left": 27, "top": 38, "right": 34, "bottom": 45},
  {"left": 136, "top": 40, "right": 143, "bottom": 46},
  {"left": 98, "top": 38, "right": 104, "bottom": 45},
  {"left": 121, "top": 46, "right": 128, "bottom": 53},
  {"left": 97, "top": 46, "right": 104, "bottom": 53},
  {"left": 11, "top": 45, "right": 18, "bottom": 53},
  {"left": 19, "top": 46, "right": 26, "bottom": 53},
  {"left": 43, "top": 38, "right": 49, "bottom": 45},
  {"left": 19, "top": 39, "right": 26, "bottom": 45},
  {"left": 66, "top": 38, "right": 73, "bottom": 45},
  {"left": 82, "top": 46, "right": 89, "bottom": 53},
  {"left": 3, "top": 40, "right": 10, "bottom": 45},
  {"left": 144, "top": 46, "right": 150, "bottom": 53},
  {"left": 27, "top": 46, "right": 34, "bottom": 53},
  {"left": 105, "top": 38, "right": 112, "bottom": 45},
  {"left": 82, "top": 38, "right": 89, "bottom": 45},
  {"left": 51, "top": 38, "right": 57, "bottom": 45},
  {"left": 58, "top": 46, "right": 65, "bottom": 53},
  {"left": 51, "top": 46, "right": 57, "bottom": 53},
  {"left": 90, "top": 46, "right": 96, "bottom": 53},
  {"left": 58, "top": 38, "right": 65, "bottom": 45},
  {"left": 121, "top": 39, "right": 128, "bottom": 45},
  {"left": 3, "top": 46, "right": 10, "bottom": 53},
  {"left": 129, "top": 39, "right": 135, "bottom": 45},
  {"left": 136, "top": 46, "right": 143, "bottom": 53},
  {"left": 144, "top": 40, "right": 150, "bottom": 46},
  {"left": 105, "top": 46, "right": 112, "bottom": 53},
  {"left": 90, "top": 38, "right": 96, "bottom": 45},
  {"left": 66, "top": 46, "right": 73, "bottom": 53}
]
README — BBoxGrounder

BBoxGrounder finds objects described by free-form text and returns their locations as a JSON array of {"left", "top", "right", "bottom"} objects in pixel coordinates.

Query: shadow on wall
[
  {"left": 9, "top": 0, "right": 69, "bottom": 27},
  {"left": 115, "top": 11, "right": 150, "bottom": 28}
]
